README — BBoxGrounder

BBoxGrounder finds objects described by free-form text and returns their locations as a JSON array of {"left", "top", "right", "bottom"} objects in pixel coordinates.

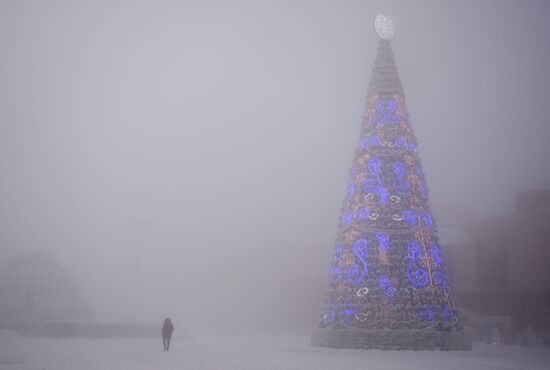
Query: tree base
[{"left": 311, "top": 327, "right": 472, "bottom": 350}]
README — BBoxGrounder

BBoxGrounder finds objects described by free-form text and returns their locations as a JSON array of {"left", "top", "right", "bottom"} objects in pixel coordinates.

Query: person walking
[{"left": 162, "top": 318, "right": 174, "bottom": 351}]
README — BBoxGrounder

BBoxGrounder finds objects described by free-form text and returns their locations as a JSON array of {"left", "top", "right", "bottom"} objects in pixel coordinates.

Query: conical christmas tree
[{"left": 312, "top": 15, "right": 470, "bottom": 350}]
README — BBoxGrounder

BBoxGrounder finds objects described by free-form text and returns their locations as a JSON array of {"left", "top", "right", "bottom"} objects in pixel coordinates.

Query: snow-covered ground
[{"left": 1, "top": 330, "right": 549, "bottom": 370}]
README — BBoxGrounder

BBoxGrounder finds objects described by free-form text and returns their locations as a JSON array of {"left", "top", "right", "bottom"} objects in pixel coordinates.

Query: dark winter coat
[{"left": 162, "top": 320, "right": 174, "bottom": 338}]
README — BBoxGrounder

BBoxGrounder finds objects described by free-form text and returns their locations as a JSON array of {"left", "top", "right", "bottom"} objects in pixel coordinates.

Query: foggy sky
[{"left": 1, "top": 0, "right": 550, "bottom": 332}]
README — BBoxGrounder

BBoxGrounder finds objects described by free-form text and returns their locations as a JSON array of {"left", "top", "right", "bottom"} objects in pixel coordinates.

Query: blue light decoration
[
  {"left": 393, "top": 136, "right": 406, "bottom": 151},
  {"left": 343, "top": 302, "right": 359, "bottom": 322},
  {"left": 367, "top": 158, "right": 383, "bottom": 193},
  {"left": 376, "top": 233, "right": 390, "bottom": 253},
  {"left": 430, "top": 244, "right": 442, "bottom": 265},
  {"left": 418, "top": 184, "right": 429, "bottom": 198},
  {"left": 392, "top": 160, "right": 411, "bottom": 196},
  {"left": 377, "top": 186, "right": 389, "bottom": 204},
  {"left": 393, "top": 160, "right": 405, "bottom": 176},
  {"left": 373, "top": 98, "right": 401, "bottom": 125},
  {"left": 369, "top": 135, "right": 380, "bottom": 146},
  {"left": 406, "top": 265, "right": 429, "bottom": 287},
  {"left": 406, "top": 240, "right": 429, "bottom": 287},
  {"left": 432, "top": 271, "right": 447, "bottom": 290},
  {"left": 347, "top": 264, "right": 364, "bottom": 284},
  {"left": 359, "top": 137, "right": 367, "bottom": 151},
  {"left": 440, "top": 304, "right": 455, "bottom": 324},
  {"left": 347, "top": 239, "right": 369, "bottom": 284},
  {"left": 351, "top": 165, "right": 358, "bottom": 177},
  {"left": 319, "top": 32, "right": 461, "bottom": 335},
  {"left": 408, "top": 139, "right": 416, "bottom": 152},
  {"left": 361, "top": 178, "right": 377, "bottom": 193},
  {"left": 357, "top": 207, "right": 370, "bottom": 221},
  {"left": 407, "top": 240, "right": 421, "bottom": 260},
  {"left": 402, "top": 210, "right": 417, "bottom": 225},
  {"left": 332, "top": 245, "right": 343, "bottom": 260},
  {"left": 378, "top": 275, "right": 396, "bottom": 297},
  {"left": 388, "top": 110, "right": 400, "bottom": 124},
  {"left": 330, "top": 266, "right": 342, "bottom": 282},
  {"left": 342, "top": 209, "right": 353, "bottom": 225},
  {"left": 418, "top": 304, "right": 435, "bottom": 322},
  {"left": 372, "top": 99, "right": 387, "bottom": 125},
  {"left": 387, "top": 99, "right": 398, "bottom": 112},
  {"left": 421, "top": 212, "right": 433, "bottom": 227},
  {"left": 347, "top": 182, "right": 355, "bottom": 197}
]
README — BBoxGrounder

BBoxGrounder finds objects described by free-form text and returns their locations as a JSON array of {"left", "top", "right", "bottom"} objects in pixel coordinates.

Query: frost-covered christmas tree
[{"left": 312, "top": 15, "right": 470, "bottom": 350}]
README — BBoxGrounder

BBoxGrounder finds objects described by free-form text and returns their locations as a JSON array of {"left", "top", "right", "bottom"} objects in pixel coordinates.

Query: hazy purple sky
[{"left": 1, "top": 0, "right": 549, "bottom": 330}]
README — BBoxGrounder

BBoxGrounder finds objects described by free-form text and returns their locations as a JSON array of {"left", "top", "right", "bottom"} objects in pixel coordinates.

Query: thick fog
[{"left": 1, "top": 0, "right": 549, "bottom": 333}]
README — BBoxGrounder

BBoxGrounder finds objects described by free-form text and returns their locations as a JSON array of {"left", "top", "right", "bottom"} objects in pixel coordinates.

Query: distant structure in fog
[
  {"left": 443, "top": 189, "right": 550, "bottom": 346},
  {"left": 311, "top": 15, "right": 469, "bottom": 350},
  {"left": 0, "top": 252, "right": 93, "bottom": 323}
]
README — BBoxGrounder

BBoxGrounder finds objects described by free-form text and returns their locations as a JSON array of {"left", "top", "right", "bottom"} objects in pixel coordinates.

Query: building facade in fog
[
  {"left": 443, "top": 190, "right": 550, "bottom": 340},
  {"left": 0, "top": 252, "right": 93, "bottom": 323}
]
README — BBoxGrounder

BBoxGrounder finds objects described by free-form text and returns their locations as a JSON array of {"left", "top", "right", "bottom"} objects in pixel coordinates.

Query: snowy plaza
[{"left": 2, "top": 331, "right": 550, "bottom": 370}]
